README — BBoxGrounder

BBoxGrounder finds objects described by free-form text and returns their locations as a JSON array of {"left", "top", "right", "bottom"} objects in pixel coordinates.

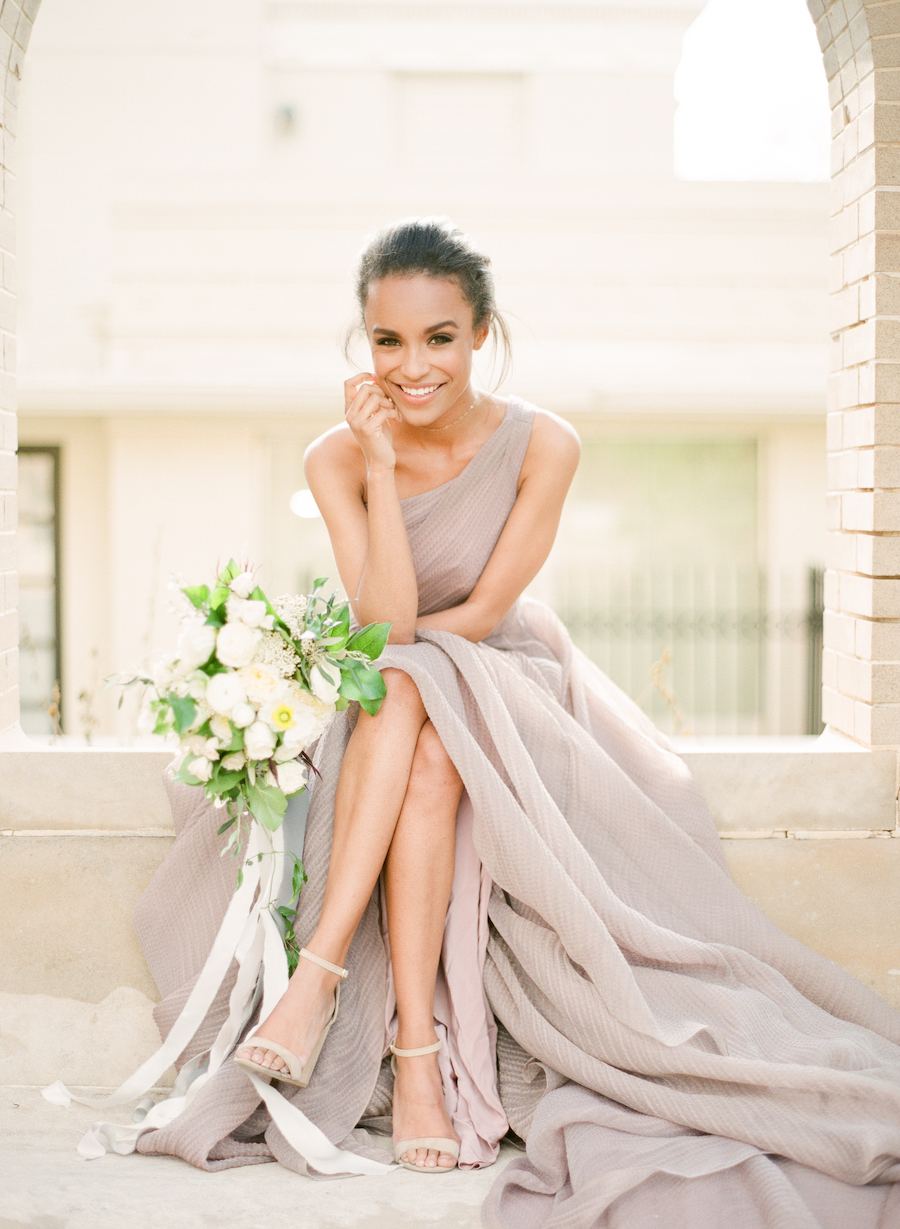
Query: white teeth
[{"left": 401, "top": 385, "right": 438, "bottom": 397}]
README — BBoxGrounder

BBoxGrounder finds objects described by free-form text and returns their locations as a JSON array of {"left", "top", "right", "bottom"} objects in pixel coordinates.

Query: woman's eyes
[{"left": 374, "top": 334, "right": 455, "bottom": 347}]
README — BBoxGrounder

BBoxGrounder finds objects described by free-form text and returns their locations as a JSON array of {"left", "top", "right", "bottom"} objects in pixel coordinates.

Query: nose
[{"left": 399, "top": 344, "right": 431, "bottom": 381}]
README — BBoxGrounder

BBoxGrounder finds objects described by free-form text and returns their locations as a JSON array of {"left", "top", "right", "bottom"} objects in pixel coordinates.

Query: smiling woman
[{"left": 119, "top": 217, "right": 900, "bottom": 1227}]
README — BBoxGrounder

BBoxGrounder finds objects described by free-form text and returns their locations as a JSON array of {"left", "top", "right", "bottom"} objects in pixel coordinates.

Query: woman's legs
[
  {"left": 237, "top": 668, "right": 430, "bottom": 1071},
  {"left": 385, "top": 719, "right": 463, "bottom": 1169}
]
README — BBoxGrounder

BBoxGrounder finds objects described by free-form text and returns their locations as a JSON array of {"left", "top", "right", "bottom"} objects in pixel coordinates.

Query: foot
[
  {"left": 392, "top": 1039, "right": 459, "bottom": 1171},
  {"left": 235, "top": 953, "right": 341, "bottom": 1077}
]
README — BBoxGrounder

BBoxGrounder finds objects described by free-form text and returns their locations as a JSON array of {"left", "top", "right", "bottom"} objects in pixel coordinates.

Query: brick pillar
[
  {"left": 813, "top": 0, "right": 900, "bottom": 746},
  {"left": 0, "top": 0, "right": 36, "bottom": 737}
]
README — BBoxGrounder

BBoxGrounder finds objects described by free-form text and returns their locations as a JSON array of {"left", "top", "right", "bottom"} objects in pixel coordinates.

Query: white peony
[
  {"left": 226, "top": 595, "right": 269, "bottom": 628},
  {"left": 221, "top": 750, "right": 246, "bottom": 771},
  {"left": 273, "top": 759, "right": 307, "bottom": 796},
  {"left": 209, "top": 712, "right": 233, "bottom": 744},
  {"left": 310, "top": 662, "right": 341, "bottom": 705},
  {"left": 189, "top": 755, "right": 214, "bottom": 782},
  {"left": 177, "top": 621, "right": 217, "bottom": 672},
  {"left": 206, "top": 671, "right": 247, "bottom": 715},
  {"left": 230, "top": 571, "right": 256, "bottom": 599},
  {"left": 237, "top": 662, "right": 281, "bottom": 704},
  {"left": 231, "top": 701, "right": 257, "bottom": 729},
  {"left": 216, "top": 621, "right": 260, "bottom": 668},
  {"left": 244, "top": 720, "right": 276, "bottom": 760}
]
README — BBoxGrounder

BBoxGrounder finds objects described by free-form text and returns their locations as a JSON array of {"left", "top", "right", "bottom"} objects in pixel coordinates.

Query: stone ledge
[
  {"left": 0, "top": 749, "right": 174, "bottom": 831},
  {"left": 677, "top": 741, "right": 898, "bottom": 832}
]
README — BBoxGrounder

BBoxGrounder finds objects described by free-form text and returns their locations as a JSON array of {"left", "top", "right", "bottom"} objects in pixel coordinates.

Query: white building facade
[{"left": 15, "top": 0, "right": 830, "bottom": 738}]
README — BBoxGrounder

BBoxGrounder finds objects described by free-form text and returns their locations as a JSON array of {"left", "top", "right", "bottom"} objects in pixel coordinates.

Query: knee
[{"left": 380, "top": 668, "right": 424, "bottom": 713}]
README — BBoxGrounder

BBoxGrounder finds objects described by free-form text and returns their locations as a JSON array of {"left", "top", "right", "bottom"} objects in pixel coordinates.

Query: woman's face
[{"left": 363, "top": 274, "right": 489, "bottom": 427}]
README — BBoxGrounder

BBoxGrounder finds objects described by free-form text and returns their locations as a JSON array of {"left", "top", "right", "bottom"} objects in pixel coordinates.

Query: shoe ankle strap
[
  {"left": 389, "top": 1040, "right": 441, "bottom": 1058},
  {"left": 299, "top": 947, "right": 348, "bottom": 979}
]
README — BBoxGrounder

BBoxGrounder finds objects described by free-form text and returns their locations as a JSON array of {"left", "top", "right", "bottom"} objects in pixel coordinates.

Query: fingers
[{"left": 346, "top": 385, "right": 401, "bottom": 433}]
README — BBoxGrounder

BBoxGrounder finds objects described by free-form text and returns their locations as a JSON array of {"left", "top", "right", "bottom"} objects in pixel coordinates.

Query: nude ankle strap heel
[
  {"left": 389, "top": 1040, "right": 460, "bottom": 1173},
  {"left": 233, "top": 949, "right": 348, "bottom": 1089}
]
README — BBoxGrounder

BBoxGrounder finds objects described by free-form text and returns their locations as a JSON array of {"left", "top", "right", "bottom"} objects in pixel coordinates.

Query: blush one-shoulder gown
[{"left": 129, "top": 398, "right": 900, "bottom": 1228}]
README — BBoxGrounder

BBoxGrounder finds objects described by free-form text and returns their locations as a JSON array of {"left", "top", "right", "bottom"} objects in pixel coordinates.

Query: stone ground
[{"left": 0, "top": 1087, "right": 518, "bottom": 1229}]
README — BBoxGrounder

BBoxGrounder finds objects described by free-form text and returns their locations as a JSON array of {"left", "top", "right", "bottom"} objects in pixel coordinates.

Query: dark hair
[{"left": 348, "top": 216, "right": 512, "bottom": 385}]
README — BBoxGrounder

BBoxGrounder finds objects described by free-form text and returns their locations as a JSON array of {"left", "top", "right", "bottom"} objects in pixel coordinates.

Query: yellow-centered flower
[{"left": 269, "top": 703, "right": 295, "bottom": 731}]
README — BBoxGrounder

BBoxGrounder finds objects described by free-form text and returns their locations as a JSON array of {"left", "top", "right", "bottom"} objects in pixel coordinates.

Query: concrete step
[{"left": 1, "top": 742, "right": 898, "bottom": 1090}]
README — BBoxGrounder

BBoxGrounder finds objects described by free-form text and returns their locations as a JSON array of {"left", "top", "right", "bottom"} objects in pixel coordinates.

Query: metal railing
[{"left": 556, "top": 565, "right": 825, "bottom": 737}]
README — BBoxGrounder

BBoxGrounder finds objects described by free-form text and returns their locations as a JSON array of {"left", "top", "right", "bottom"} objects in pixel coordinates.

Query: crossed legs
[{"left": 235, "top": 668, "right": 462, "bottom": 1170}]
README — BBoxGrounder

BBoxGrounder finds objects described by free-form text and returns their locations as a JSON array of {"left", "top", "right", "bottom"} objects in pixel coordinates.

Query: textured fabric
[{"left": 133, "top": 398, "right": 900, "bottom": 1224}]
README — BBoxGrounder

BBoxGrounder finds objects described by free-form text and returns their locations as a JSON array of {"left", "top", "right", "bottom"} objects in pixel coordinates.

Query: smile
[{"left": 399, "top": 384, "right": 441, "bottom": 398}]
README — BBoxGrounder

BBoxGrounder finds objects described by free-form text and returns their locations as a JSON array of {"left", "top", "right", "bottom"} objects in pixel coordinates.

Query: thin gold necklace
[{"left": 418, "top": 393, "right": 482, "bottom": 432}]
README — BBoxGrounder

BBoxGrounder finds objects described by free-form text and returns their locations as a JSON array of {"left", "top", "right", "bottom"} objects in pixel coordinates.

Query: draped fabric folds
[{"left": 130, "top": 400, "right": 900, "bottom": 1226}]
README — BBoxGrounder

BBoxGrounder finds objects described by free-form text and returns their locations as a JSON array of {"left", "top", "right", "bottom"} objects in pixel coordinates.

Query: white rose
[
  {"left": 206, "top": 671, "right": 247, "bottom": 715},
  {"left": 310, "top": 662, "right": 341, "bottom": 705},
  {"left": 216, "top": 621, "right": 261, "bottom": 668},
  {"left": 230, "top": 571, "right": 256, "bottom": 599},
  {"left": 209, "top": 712, "right": 233, "bottom": 744},
  {"left": 226, "top": 595, "right": 268, "bottom": 628},
  {"left": 237, "top": 662, "right": 280, "bottom": 704},
  {"left": 273, "top": 759, "right": 307, "bottom": 796},
  {"left": 221, "top": 750, "right": 246, "bottom": 771},
  {"left": 231, "top": 701, "right": 257, "bottom": 729},
  {"left": 244, "top": 720, "right": 276, "bottom": 760},
  {"left": 189, "top": 755, "right": 214, "bottom": 782},
  {"left": 177, "top": 621, "right": 217, "bottom": 672}
]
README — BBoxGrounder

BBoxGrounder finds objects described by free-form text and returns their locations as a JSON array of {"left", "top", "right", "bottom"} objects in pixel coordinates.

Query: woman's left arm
[{"left": 415, "top": 412, "right": 581, "bottom": 643}]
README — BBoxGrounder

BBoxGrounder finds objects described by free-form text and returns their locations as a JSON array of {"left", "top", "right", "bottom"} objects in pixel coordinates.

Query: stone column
[
  {"left": 813, "top": 0, "right": 900, "bottom": 746},
  {"left": 0, "top": 0, "right": 36, "bottom": 737}
]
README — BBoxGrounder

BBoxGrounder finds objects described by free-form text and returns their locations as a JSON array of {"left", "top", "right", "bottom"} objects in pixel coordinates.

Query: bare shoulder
[
  {"left": 521, "top": 406, "right": 581, "bottom": 478},
  {"left": 303, "top": 422, "right": 365, "bottom": 489}
]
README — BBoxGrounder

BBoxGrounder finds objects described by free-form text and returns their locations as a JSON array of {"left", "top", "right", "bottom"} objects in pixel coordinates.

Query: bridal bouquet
[{"left": 133, "top": 560, "right": 389, "bottom": 847}]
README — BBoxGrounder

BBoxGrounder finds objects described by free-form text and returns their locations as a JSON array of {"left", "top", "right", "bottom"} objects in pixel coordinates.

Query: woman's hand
[{"left": 344, "top": 373, "right": 402, "bottom": 473}]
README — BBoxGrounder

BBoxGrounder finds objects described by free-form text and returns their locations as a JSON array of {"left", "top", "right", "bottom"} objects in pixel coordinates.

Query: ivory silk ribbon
[{"left": 43, "top": 808, "right": 393, "bottom": 1178}]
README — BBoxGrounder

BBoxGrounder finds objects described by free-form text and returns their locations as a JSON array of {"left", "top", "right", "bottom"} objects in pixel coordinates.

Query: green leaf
[
  {"left": 182, "top": 583, "right": 210, "bottom": 609},
  {"left": 205, "top": 608, "right": 226, "bottom": 629},
  {"left": 218, "top": 559, "right": 240, "bottom": 584},
  {"left": 346, "top": 621, "right": 391, "bottom": 661},
  {"left": 168, "top": 694, "right": 197, "bottom": 735},
  {"left": 291, "top": 859, "right": 308, "bottom": 898},
  {"left": 210, "top": 768, "right": 244, "bottom": 792},
  {"left": 209, "top": 584, "right": 230, "bottom": 611},
  {"left": 217, "top": 817, "right": 236, "bottom": 836},
  {"left": 246, "top": 781, "right": 288, "bottom": 831}
]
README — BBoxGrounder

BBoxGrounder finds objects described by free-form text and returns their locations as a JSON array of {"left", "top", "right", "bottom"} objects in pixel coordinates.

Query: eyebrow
[{"left": 372, "top": 319, "right": 459, "bottom": 337}]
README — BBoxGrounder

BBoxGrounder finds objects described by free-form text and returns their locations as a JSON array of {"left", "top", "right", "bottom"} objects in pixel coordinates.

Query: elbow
[{"left": 387, "top": 625, "right": 416, "bottom": 646}]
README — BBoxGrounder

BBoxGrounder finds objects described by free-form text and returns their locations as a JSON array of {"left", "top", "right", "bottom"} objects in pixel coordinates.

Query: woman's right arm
[{"left": 303, "top": 375, "right": 419, "bottom": 645}]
